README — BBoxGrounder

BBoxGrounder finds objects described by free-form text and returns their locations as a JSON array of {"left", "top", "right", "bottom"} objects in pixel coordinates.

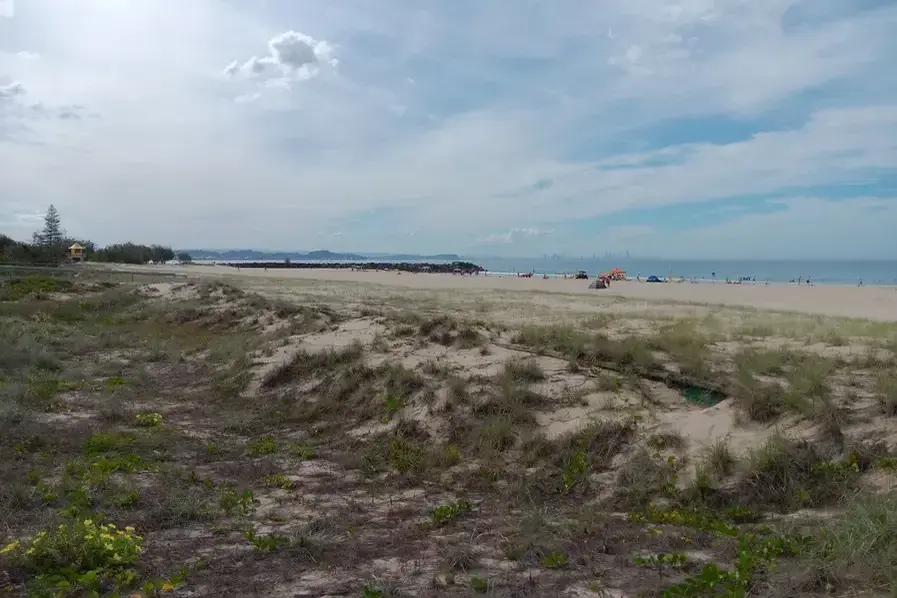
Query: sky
[{"left": 1, "top": 0, "right": 896, "bottom": 259}]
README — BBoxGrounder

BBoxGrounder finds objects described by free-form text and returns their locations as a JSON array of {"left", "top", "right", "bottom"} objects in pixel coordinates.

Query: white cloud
[
  {"left": 481, "top": 227, "right": 555, "bottom": 244},
  {"left": 0, "top": 0, "right": 13, "bottom": 19},
  {"left": 0, "top": 80, "right": 25, "bottom": 97},
  {"left": 224, "top": 30, "right": 337, "bottom": 84},
  {"left": 0, "top": 78, "right": 86, "bottom": 121},
  {"left": 605, "top": 225, "right": 655, "bottom": 240},
  {"left": 0, "top": 0, "right": 894, "bottom": 257},
  {"left": 0, "top": 211, "right": 42, "bottom": 228},
  {"left": 627, "top": 197, "right": 897, "bottom": 260},
  {"left": 16, "top": 51, "right": 39, "bottom": 60}
]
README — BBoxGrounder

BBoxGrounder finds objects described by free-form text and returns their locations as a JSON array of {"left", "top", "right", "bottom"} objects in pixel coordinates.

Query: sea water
[{"left": 471, "top": 258, "right": 897, "bottom": 286}]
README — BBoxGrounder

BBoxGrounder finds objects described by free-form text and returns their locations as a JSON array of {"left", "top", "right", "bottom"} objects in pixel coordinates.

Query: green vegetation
[
  {"left": 262, "top": 473, "right": 294, "bottom": 490},
  {"left": 431, "top": 500, "right": 472, "bottom": 525},
  {"left": 470, "top": 575, "right": 488, "bottom": 593},
  {"left": 218, "top": 487, "right": 258, "bottom": 516},
  {"left": 1, "top": 518, "right": 143, "bottom": 595},
  {"left": 135, "top": 411, "right": 163, "bottom": 427},
  {"left": 540, "top": 551, "right": 569, "bottom": 569},
  {"left": 3, "top": 270, "right": 896, "bottom": 596},
  {"left": 2, "top": 204, "right": 176, "bottom": 266},
  {"left": 247, "top": 435, "right": 278, "bottom": 456},
  {"left": 244, "top": 528, "right": 291, "bottom": 552},
  {"left": 0, "top": 275, "right": 73, "bottom": 301}
]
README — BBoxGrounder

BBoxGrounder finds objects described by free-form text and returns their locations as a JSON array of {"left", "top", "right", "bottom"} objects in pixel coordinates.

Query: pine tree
[{"left": 39, "top": 204, "right": 63, "bottom": 247}]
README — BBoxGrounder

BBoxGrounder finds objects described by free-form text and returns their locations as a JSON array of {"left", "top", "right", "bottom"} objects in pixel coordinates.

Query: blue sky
[{"left": 1, "top": 0, "right": 896, "bottom": 259}]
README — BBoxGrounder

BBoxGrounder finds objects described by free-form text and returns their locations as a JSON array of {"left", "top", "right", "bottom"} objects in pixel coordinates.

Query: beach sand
[{"left": 135, "top": 263, "right": 897, "bottom": 321}]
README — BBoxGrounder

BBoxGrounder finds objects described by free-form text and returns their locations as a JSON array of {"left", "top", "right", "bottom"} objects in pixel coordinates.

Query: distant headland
[
  {"left": 177, "top": 249, "right": 463, "bottom": 262},
  {"left": 227, "top": 260, "right": 484, "bottom": 275}
]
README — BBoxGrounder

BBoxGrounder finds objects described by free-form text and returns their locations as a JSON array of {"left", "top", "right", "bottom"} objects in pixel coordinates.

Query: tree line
[{"left": 1, "top": 204, "right": 191, "bottom": 265}]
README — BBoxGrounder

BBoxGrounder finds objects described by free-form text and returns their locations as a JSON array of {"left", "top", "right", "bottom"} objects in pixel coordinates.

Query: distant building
[{"left": 69, "top": 243, "right": 85, "bottom": 262}]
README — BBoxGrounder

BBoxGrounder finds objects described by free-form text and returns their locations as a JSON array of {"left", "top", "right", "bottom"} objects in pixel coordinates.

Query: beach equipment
[
  {"left": 646, "top": 275, "right": 663, "bottom": 283},
  {"left": 588, "top": 279, "right": 608, "bottom": 289},
  {"left": 604, "top": 267, "right": 626, "bottom": 281}
]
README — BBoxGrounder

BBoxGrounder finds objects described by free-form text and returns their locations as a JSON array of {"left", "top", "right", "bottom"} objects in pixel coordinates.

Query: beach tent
[
  {"left": 588, "top": 279, "right": 608, "bottom": 289},
  {"left": 646, "top": 275, "right": 663, "bottom": 283}
]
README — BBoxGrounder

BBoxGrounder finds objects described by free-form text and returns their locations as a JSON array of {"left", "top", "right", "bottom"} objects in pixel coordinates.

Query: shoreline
[
  {"left": 102, "top": 263, "right": 897, "bottom": 322},
  {"left": 190, "top": 259, "right": 897, "bottom": 287},
  {"left": 191, "top": 262, "right": 894, "bottom": 288}
]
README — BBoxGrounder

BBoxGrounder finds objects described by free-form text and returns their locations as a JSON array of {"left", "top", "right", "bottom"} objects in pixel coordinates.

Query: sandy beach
[{"left": 129, "top": 263, "right": 897, "bottom": 322}]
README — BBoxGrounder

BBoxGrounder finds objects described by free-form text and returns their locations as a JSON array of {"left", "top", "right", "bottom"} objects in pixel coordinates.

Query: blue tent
[{"left": 646, "top": 275, "right": 663, "bottom": 283}]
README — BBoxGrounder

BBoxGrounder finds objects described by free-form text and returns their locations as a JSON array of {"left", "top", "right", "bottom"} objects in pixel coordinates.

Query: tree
[
  {"left": 92, "top": 243, "right": 176, "bottom": 265},
  {"left": 176, "top": 252, "right": 193, "bottom": 263},
  {"left": 149, "top": 245, "right": 174, "bottom": 264},
  {"left": 37, "top": 204, "right": 64, "bottom": 248}
]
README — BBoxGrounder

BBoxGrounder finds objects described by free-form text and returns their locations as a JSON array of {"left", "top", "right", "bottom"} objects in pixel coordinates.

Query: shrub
[
  {"left": 432, "top": 500, "right": 472, "bottom": 525},
  {"left": 247, "top": 435, "right": 277, "bottom": 456},
  {"left": 135, "top": 412, "right": 163, "bottom": 427},
  {"left": 219, "top": 487, "right": 258, "bottom": 516},
  {"left": 0, "top": 275, "right": 73, "bottom": 301},
  {"left": 1, "top": 518, "right": 143, "bottom": 594}
]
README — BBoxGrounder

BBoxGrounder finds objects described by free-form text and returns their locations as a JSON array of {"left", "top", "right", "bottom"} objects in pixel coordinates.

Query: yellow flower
[{"left": 161, "top": 583, "right": 175, "bottom": 593}]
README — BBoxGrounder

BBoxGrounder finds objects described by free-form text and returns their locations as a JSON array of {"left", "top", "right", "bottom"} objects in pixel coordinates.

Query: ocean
[{"left": 470, "top": 258, "right": 897, "bottom": 285}]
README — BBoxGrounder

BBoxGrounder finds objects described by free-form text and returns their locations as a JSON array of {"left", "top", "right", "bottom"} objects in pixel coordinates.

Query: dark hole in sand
[{"left": 682, "top": 386, "right": 725, "bottom": 407}]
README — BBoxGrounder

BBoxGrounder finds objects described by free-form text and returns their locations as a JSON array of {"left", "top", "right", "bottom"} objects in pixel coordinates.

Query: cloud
[
  {"left": 619, "top": 197, "right": 897, "bottom": 260},
  {"left": 0, "top": 0, "right": 13, "bottom": 19},
  {"left": 223, "top": 30, "right": 337, "bottom": 85},
  {"left": 604, "top": 225, "right": 655, "bottom": 241},
  {"left": 0, "top": 80, "right": 25, "bottom": 99},
  {"left": 0, "top": 79, "right": 87, "bottom": 122},
  {"left": 0, "top": 0, "right": 895, "bottom": 258},
  {"left": 16, "top": 51, "right": 39, "bottom": 60},
  {"left": 481, "top": 227, "right": 555, "bottom": 245},
  {"left": 0, "top": 211, "right": 42, "bottom": 228}
]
